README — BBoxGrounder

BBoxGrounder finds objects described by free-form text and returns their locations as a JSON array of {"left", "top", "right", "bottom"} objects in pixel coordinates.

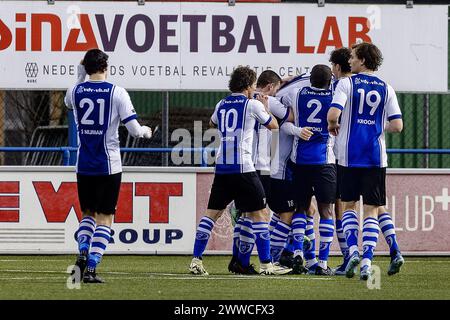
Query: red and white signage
[
  {"left": 0, "top": 168, "right": 196, "bottom": 254},
  {"left": 0, "top": 1, "right": 447, "bottom": 91},
  {"left": 198, "top": 169, "right": 450, "bottom": 255},
  {"left": 0, "top": 167, "right": 449, "bottom": 255}
]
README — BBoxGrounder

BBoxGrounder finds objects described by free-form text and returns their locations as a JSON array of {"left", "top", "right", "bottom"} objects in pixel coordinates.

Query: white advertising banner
[
  {"left": 0, "top": 1, "right": 447, "bottom": 91},
  {"left": 0, "top": 168, "right": 197, "bottom": 254}
]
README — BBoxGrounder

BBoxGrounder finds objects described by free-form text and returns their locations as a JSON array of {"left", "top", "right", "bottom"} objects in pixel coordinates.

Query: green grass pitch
[{"left": 0, "top": 255, "right": 449, "bottom": 300}]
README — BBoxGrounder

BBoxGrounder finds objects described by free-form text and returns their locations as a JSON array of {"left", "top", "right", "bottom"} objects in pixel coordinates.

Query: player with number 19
[
  {"left": 65, "top": 49, "right": 153, "bottom": 283},
  {"left": 327, "top": 42, "right": 403, "bottom": 280}
]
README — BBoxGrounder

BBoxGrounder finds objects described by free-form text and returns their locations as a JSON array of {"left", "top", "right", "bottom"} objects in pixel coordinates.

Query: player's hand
[
  {"left": 328, "top": 124, "right": 340, "bottom": 136},
  {"left": 142, "top": 126, "right": 152, "bottom": 139},
  {"left": 256, "top": 94, "right": 269, "bottom": 112},
  {"left": 300, "top": 127, "right": 314, "bottom": 141}
]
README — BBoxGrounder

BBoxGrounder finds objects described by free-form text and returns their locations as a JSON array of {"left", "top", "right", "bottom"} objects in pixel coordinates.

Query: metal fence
[{"left": 0, "top": 89, "right": 449, "bottom": 168}]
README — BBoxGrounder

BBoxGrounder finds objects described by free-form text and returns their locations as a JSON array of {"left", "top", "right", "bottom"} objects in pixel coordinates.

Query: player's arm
[
  {"left": 64, "top": 63, "right": 87, "bottom": 109},
  {"left": 281, "top": 122, "right": 313, "bottom": 141},
  {"left": 255, "top": 94, "right": 279, "bottom": 130},
  {"left": 385, "top": 84, "right": 403, "bottom": 133},
  {"left": 116, "top": 87, "right": 152, "bottom": 138},
  {"left": 209, "top": 100, "right": 221, "bottom": 129},
  {"left": 327, "top": 78, "right": 349, "bottom": 136}
]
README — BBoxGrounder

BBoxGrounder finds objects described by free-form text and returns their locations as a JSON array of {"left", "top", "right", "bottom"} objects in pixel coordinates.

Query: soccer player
[
  {"left": 329, "top": 47, "right": 404, "bottom": 276},
  {"left": 229, "top": 70, "right": 292, "bottom": 274},
  {"left": 281, "top": 65, "right": 336, "bottom": 275},
  {"left": 329, "top": 47, "right": 353, "bottom": 275},
  {"left": 327, "top": 42, "right": 403, "bottom": 280},
  {"left": 65, "top": 49, "right": 153, "bottom": 283},
  {"left": 189, "top": 66, "right": 290, "bottom": 276}
]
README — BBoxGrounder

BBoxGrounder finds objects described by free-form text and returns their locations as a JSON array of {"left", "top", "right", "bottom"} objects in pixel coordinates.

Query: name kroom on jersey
[{"left": 0, "top": 13, "right": 372, "bottom": 53}]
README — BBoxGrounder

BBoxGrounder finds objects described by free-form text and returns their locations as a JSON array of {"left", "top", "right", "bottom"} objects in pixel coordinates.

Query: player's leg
[
  {"left": 304, "top": 201, "right": 318, "bottom": 273},
  {"left": 84, "top": 212, "right": 113, "bottom": 283},
  {"left": 84, "top": 172, "right": 122, "bottom": 284},
  {"left": 359, "top": 168, "right": 386, "bottom": 280},
  {"left": 378, "top": 206, "right": 404, "bottom": 275},
  {"left": 333, "top": 163, "right": 350, "bottom": 275},
  {"left": 72, "top": 174, "right": 97, "bottom": 281},
  {"left": 267, "top": 178, "right": 294, "bottom": 264},
  {"left": 290, "top": 164, "right": 312, "bottom": 274},
  {"left": 270, "top": 211, "right": 293, "bottom": 264},
  {"left": 339, "top": 166, "right": 362, "bottom": 278},
  {"left": 313, "top": 164, "right": 337, "bottom": 276},
  {"left": 190, "top": 174, "right": 230, "bottom": 275}
]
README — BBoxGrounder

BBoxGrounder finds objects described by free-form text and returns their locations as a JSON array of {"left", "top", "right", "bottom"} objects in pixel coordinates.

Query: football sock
[
  {"left": 76, "top": 216, "right": 96, "bottom": 255},
  {"left": 253, "top": 221, "right": 271, "bottom": 263},
  {"left": 378, "top": 212, "right": 401, "bottom": 257},
  {"left": 291, "top": 212, "right": 307, "bottom": 259},
  {"left": 361, "top": 217, "right": 380, "bottom": 269},
  {"left": 270, "top": 220, "right": 291, "bottom": 263},
  {"left": 238, "top": 217, "right": 255, "bottom": 267},
  {"left": 269, "top": 213, "right": 280, "bottom": 234},
  {"left": 304, "top": 215, "right": 318, "bottom": 268},
  {"left": 318, "top": 218, "right": 334, "bottom": 270},
  {"left": 342, "top": 210, "right": 359, "bottom": 257},
  {"left": 336, "top": 218, "right": 349, "bottom": 261},
  {"left": 86, "top": 225, "right": 111, "bottom": 273},
  {"left": 232, "top": 216, "right": 244, "bottom": 258},
  {"left": 193, "top": 216, "right": 215, "bottom": 259}
]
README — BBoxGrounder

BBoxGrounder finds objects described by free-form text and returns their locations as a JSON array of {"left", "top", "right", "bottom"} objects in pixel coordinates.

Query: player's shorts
[
  {"left": 77, "top": 172, "right": 122, "bottom": 215},
  {"left": 291, "top": 162, "right": 337, "bottom": 210},
  {"left": 207, "top": 172, "right": 266, "bottom": 213},
  {"left": 257, "top": 170, "right": 271, "bottom": 199},
  {"left": 268, "top": 178, "right": 296, "bottom": 214},
  {"left": 338, "top": 165, "right": 386, "bottom": 206}
]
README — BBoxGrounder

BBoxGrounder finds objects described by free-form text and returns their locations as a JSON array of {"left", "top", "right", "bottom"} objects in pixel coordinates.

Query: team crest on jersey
[
  {"left": 76, "top": 86, "right": 84, "bottom": 94},
  {"left": 195, "top": 231, "right": 209, "bottom": 241},
  {"left": 239, "top": 242, "right": 254, "bottom": 254}
]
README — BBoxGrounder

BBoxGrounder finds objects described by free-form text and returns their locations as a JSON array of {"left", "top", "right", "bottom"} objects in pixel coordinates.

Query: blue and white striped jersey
[
  {"left": 66, "top": 80, "right": 137, "bottom": 175},
  {"left": 271, "top": 75, "right": 310, "bottom": 179},
  {"left": 252, "top": 94, "right": 289, "bottom": 172},
  {"left": 290, "top": 86, "right": 335, "bottom": 165},
  {"left": 211, "top": 94, "right": 272, "bottom": 174},
  {"left": 331, "top": 73, "right": 402, "bottom": 168}
]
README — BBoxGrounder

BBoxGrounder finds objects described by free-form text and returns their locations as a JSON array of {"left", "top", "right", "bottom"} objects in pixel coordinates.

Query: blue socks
[
  {"left": 361, "top": 217, "right": 380, "bottom": 270},
  {"left": 76, "top": 216, "right": 96, "bottom": 255},
  {"left": 335, "top": 218, "right": 349, "bottom": 262},
  {"left": 291, "top": 212, "right": 307, "bottom": 258},
  {"left": 304, "top": 215, "right": 317, "bottom": 269},
  {"left": 378, "top": 212, "right": 401, "bottom": 257},
  {"left": 238, "top": 217, "right": 255, "bottom": 267},
  {"left": 87, "top": 225, "right": 111, "bottom": 273},
  {"left": 253, "top": 221, "right": 271, "bottom": 263},
  {"left": 342, "top": 210, "right": 359, "bottom": 257},
  {"left": 318, "top": 218, "right": 334, "bottom": 270},
  {"left": 270, "top": 220, "right": 290, "bottom": 262},
  {"left": 193, "top": 216, "right": 215, "bottom": 259}
]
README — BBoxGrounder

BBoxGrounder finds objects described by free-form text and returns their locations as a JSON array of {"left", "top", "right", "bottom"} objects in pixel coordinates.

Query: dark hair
[
  {"left": 256, "top": 70, "right": 282, "bottom": 88},
  {"left": 82, "top": 49, "right": 109, "bottom": 75},
  {"left": 329, "top": 47, "right": 351, "bottom": 73},
  {"left": 351, "top": 42, "right": 383, "bottom": 71},
  {"left": 228, "top": 66, "right": 256, "bottom": 93},
  {"left": 310, "top": 64, "right": 332, "bottom": 89}
]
